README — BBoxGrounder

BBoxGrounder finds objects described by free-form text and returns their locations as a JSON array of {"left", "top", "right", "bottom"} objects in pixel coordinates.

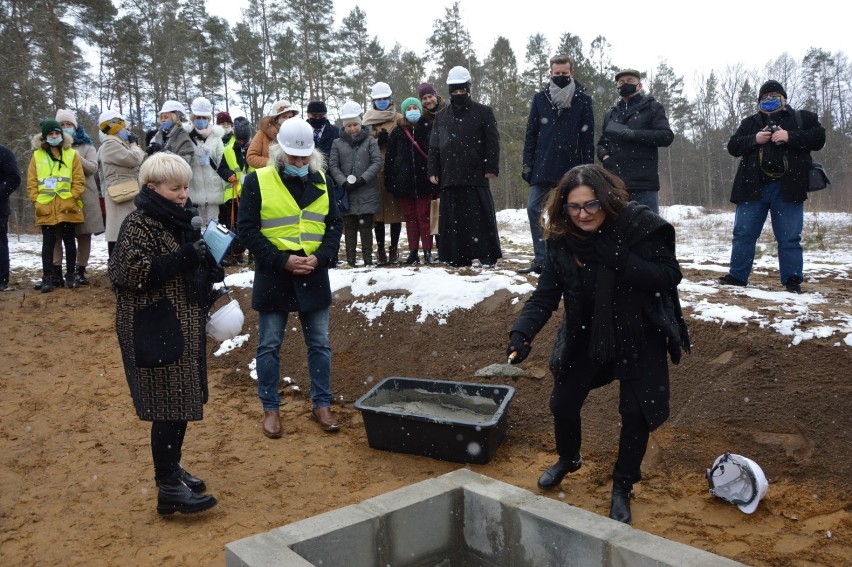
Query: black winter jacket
[
  {"left": 384, "top": 117, "right": 434, "bottom": 199},
  {"left": 428, "top": 97, "right": 500, "bottom": 188},
  {"left": 596, "top": 94, "right": 673, "bottom": 192},
  {"left": 727, "top": 106, "right": 825, "bottom": 203}
]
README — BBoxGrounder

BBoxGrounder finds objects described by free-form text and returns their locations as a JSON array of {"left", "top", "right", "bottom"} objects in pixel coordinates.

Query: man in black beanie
[{"left": 719, "top": 79, "right": 826, "bottom": 293}]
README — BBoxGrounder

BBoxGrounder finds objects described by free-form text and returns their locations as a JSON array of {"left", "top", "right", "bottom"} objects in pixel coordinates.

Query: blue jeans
[
  {"left": 728, "top": 181, "right": 803, "bottom": 285},
  {"left": 256, "top": 309, "right": 332, "bottom": 411},
  {"left": 527, "top": 184, "right": 550, "bottom": 266},
  {"left": 630, "top": 191, "right": 659, "bottom": 214}
]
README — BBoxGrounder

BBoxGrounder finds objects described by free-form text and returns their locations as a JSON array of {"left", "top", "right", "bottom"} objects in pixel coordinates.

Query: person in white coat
[{"left": 185, "top": 97, "right": 224, "bottom": 226}]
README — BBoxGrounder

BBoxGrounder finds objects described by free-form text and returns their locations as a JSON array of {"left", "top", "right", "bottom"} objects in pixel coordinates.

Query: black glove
[
  {"left": 521, "top": 165, "right": 532, "bottom": 183},
  {"left": 177, "top": 241, "right": 206, "bottom": 268},
  {"left": 593, "top": 234, "right": 628, "bottom": 269},
  {"left": 354, "top": 177, "right": 366, "bottom": 188},
  {"left": 506, "top": 332, "right": 531, "bottom": 364},
  {"left": 377, "top": 129, "right": 389, "bottom": 147},
  {"left": 617, "top": 128, "right": 636, "bottom": 142},
  {"left": 145, "top": 142, "right": 163, "bottom": 155},
  {"left": 127, "top": 132, "right": 139, "bottom": 145}
]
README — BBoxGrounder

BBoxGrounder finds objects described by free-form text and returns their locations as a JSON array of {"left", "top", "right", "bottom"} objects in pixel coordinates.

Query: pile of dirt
[{"left": 0, "top": 265, "right": 849, "bottom": 566}]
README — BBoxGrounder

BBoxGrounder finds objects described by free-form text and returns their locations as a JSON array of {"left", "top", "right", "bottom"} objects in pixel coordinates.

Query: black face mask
[
  {"left": 450, "top": 93, "right": 469, "bottom": 107},
  {"left": 306, "top": 117, "right": 325, "bottom": 129},
  {"left": 551, "top": 75, "right": 571, "bottom": 89},
  {"left": 618, "top": 83, "right": 638, "bottom": 98}
]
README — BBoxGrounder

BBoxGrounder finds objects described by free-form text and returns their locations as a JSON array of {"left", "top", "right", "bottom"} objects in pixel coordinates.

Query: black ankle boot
[
  {"left": 389, "top": 245, "right": 399, "bottom": 264},
  {"left": 156, "top": 467, "right": 206, "bottom": 494},
  {"left": 53, "top": 265, "right": 65, "bottom": 288},
  {"left": 609, "top": 484, "right": 632, "bottom": 524},
  {"left": 75, "top": 265, "right": 90, "bottom": 285},
  {"left": 423, "top": 250, "right": 432, "bottom": 264},
  {"left": 377, "top": 247, "right": 387, "bottom": 266},
  {"left": 65, "top": 272, "right": 77, "bottom": 289},
  {"left": 404, "top": 250, "right": 419, "bottom": 265},
  {"left": 156, "top": 471, "right": 217, "bottom": 515},
  {"left": 537, "top": 454, "right": 582, "bottom": 489},
  {"left": 39, "top": 276, "right": 55, "bottom": 293}
]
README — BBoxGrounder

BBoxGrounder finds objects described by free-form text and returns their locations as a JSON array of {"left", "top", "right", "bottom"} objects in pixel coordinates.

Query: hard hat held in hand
[
  {"left": 446, "top": 66, "right": 472, "bottom": 85},
  {"left": 207, "top": 298, "right": 244, "bottom": 342},
  {"left": 277, "top": 118, "right": 315, "bottom": 156},
  {"left": 370, "top": 81, "right": 392, "bottom": 99},
  {"left": 706, "top": 452, "right": 768, "bottom": 514}
]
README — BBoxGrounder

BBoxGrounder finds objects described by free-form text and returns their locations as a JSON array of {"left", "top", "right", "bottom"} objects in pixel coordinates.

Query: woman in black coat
[
  {"left": 109, "top": 153, "right": 224, "bottom": 516},
  {"left": 507, "top": 164, "right": 689, "bottom": 524}
]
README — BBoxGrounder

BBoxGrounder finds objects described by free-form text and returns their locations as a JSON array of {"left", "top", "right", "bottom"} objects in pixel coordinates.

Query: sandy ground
[{"left": 0, "top": 260, "right": 850, "bottom": 566}]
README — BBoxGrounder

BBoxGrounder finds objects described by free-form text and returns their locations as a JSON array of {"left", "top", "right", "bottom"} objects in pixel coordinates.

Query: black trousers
[
  {"left": 550, "top": 329, "right": 669, "bottom": 488},
  {"left": 344, "top": 214, "right": 374, "bottom": 264},
  {"left": 41, "top": 223, "right": 76, "bottom": 276},
  {"left": 151, "top": 420, "right": 187, "bottom": 482}
]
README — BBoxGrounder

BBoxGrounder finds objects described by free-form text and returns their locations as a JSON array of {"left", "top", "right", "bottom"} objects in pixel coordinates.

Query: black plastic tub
[{"left": 353, "top": 377, "right": 515, "bottom": 465}]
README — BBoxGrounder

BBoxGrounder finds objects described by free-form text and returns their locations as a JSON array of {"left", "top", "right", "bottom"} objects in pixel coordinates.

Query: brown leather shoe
[
  {"left": 262, "top": 410, "right": 282, "bottom": 439},
  {"left": 311, "top": 407, "right": 340, "bottom": 432}
]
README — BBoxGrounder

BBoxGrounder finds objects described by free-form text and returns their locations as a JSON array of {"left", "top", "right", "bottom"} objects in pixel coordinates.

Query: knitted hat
[
  {"left": 401, "top": 97, "right": 423, "bottom": 112},
  {"left": 417, "top": 82, "right": 437, "bottom": 99},
  {"left": 216, "top": 111, "right": 233, "bottom": 125},
  {"left": 448, "top": 82, "right": 471, "bottom": 95},
  {"left": 55, "top": 109, "right": 77, "bottom": 127},
  {"left": 306, "top": 100, "right": 327, "bottom": 114},
  {"left": 758, "top": 80, "right": 787, "bottom": 100},
  {"left": 40, "top": 119, "right": 62, "bottom": 138}
]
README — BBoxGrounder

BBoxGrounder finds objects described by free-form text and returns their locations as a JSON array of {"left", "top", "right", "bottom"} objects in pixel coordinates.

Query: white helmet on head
[
  {"left": 276, "top": 118, "right": 315, "bottom": 156},
  {"left": 706, "top": 452, "right": 769, "bottom": 514},
  {"left": 98, "top": 110, "right": 125, "bottom": 125},
  {"left": 159, "top": 100, "right": 185, "bottom": 115},
  {"left": 267, "top": 99, "right": 296, "bottom": 118},
  {"left": 370, "top": 81, "right": 392, "bottom": 99},
  {"left": 446, "top": 66, "right": 472, "bottom": 85},
  {"left": 339, "top": 100, "right": 363, "bottom": 121},
  {"left": 190, "top": 96, "right": 213, "bottom": 117}
]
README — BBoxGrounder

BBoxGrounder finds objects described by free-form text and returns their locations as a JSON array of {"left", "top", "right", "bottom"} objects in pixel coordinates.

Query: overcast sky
[{"left": 208, "top": 0, "right": 847, "bottom": 88}]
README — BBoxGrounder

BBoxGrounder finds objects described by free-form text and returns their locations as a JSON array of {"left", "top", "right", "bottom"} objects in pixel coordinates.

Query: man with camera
[
  {"left": 719, "top": 80, "right": 825, "bottom": 293},
  {"left": 596, "top": 69, "right": 673, "bottom": 214}
]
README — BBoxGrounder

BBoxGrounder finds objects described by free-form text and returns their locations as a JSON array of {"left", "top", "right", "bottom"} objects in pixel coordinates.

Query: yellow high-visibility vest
[
  {"left": 222, "top": 137, "right": 254, "bottom": 202},
  {"left": 257, "top": 167, "right": 328, "bottom": 255},
  {"left": 34, "top": 148, "right": 76, "bottom": 204}
]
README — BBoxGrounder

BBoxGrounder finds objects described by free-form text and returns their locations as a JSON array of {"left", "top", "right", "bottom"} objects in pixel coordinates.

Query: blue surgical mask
[
  {"left": 62, "top": 127, "right": 76, "bottom": 136},
  {"left": 405, "top": 110, "right": 421, "bottom": 123},
  {"left": 98, "top": 131, "right": 106, "bottom": 142},
  {"left": 194, "top": 118, "right": 209, "bottom": 130},
  {"left": 284, "top": 163, "right": 309, "bottom": 178},
  {"left": 374, "top": 99, "right": 391, "bottom": 111},
  {"left": 759, "top": 97, "right": 783, "bottom": 113},
  {"left": 117, "top": 129, "right": 129, "bottom": 141},
  {"left": 160, "top": 120, "right": 174, "bottom": 132},
  {"left": 46, "top": 136, "right": 62, "bottom": 147}
]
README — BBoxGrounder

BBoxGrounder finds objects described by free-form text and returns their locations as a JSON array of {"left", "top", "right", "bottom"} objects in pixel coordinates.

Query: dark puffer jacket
[
  {"left": 596, "top": 94, "right": 673, "bottom": 192},
  {"left": 727, "top": 106, "right": 825, "bottom": 203}
]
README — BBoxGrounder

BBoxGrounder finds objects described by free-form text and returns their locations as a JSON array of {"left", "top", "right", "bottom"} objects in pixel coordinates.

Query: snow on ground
[{"left": 8, "top": 206, "right": 852, "bottom": 347}]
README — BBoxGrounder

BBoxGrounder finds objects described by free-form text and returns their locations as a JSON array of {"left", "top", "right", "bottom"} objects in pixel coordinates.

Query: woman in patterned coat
[{"left": 108, "top": 153, "right": 223, "bottom": 516}]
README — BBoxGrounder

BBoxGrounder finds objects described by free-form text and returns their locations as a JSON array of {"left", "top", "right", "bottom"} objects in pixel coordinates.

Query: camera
[{"left": 766, "top": 124, "right": 779, "bottom": 133}]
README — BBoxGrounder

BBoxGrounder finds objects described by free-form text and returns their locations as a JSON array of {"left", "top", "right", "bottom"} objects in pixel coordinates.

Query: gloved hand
[
  {"left": 354, "top": 177, "right": 366, "bottom": 188},
  {"left": 506, "top": 332, "right": 531, "bottom": 364},
  {"left": 342, "top": 181, "right": 354, "bottom": 191},
  {"left": 593, "top": 234, "right": 628, "bottom": 269},
  {"left": 521, "top": 165, "right": 532, "bottom": 183},
  {"left": 177, "top": 241, "right": 206, "bottom": 268},
  {"left": 617, "top": 128, "right": 636, "bottom": 142},
  {"left": 127, "top": 133, "right": 139, "bottom": 145},
  {"left": 377, "top": 129, "right": 389, "bottom": 147},
  {"left": 145, "top": 142, "right": 163, "bottom": 155}
]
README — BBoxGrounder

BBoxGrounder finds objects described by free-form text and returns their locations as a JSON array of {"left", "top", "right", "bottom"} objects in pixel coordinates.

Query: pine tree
[{"left": 425, "top": 1, "right": 479, "bottom": 83}]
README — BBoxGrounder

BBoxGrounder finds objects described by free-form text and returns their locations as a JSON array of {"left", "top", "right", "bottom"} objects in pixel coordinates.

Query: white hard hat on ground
[
  {"left": 276, "top": 118, "right": 315, "bottom": 156},
  {"left": 190, "top": 96, "right": 213, "bottom": 117},
  {"left": 370, "top": 81, "right": 392, "bottom": 99},
  {"left": 339, "top": 100, "right": 363, "bottom": 121},
  {"left": 446, "top": 66, "right": 472, "bottom": 85},
  {"left": 207, "top": 297, "right": 244, "bottom": 342},
  {"left": 159, "top": 100, "right": 185, "bottom": 115},
  {"left": 706, "top": 452, "right": 769, "bottom": 514}
]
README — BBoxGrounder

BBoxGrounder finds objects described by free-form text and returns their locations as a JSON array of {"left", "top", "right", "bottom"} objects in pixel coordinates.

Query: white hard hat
[
  {"left": 98, "top": 110, "right": 125, "bottom": 125},
  {"left": 159, "top": 100, "right": 185, "bottom": 115},
  {"left": 706, "top": 452, "right": 769, "bottom": 514},
  {"left": 267, "top": 99, "right": 296, "bottom": 118},
  {"left": 207, "top": 298, "right": 245, "bottom": 342},
  {"left": 339, "top": 100, "right": 363, "bottom": 121},
  {"left": 277, "top": 118, "right": 315, "bottom": 156},
  {"left": 446, "top": 66, "right": 472, "bottom": 85},
  {"left": 370, "top": 81, "right": 392, "bottom": 99},
  {"left": 190, "top": 96, "right": 213, "bottom": 117}
]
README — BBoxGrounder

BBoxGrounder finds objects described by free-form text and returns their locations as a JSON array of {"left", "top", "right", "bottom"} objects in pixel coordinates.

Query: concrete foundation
[{"left": 225, "top": 469, "right": 747, "bottom": 567}]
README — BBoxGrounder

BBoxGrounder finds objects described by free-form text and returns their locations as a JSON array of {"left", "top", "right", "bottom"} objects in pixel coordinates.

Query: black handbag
[{"left": 808, "top": 162, "right": 830, "bottom": 192}]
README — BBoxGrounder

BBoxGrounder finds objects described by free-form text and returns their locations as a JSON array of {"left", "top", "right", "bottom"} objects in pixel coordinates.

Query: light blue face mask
[
  {"left": 98, "top": 131, "right": 106, "bottom": 142},
  {"left": 117, "top": 129, "right": 129, "bottom": 141},
  {"left": 374, "top": 99, "right": 391, "bottom": 111},
  {"left": 161, "top": 120, "right": 174, "bottom": 132},
  {"left": 62, "top": 127, "right": 76, "bottom": 137},
  {"left": 46, "top": 136, "right": 63, "bottom": 146},
  {"left": 284, "top": 163, "right": 309, "bottom": 178},
  {"left": 759, "top": 96, "right": 783, "bottom": 113},
  {"left": 194, "top": 118, "right": 209, "bottom": 130},
  {"left": 405, "top": 110, "right": 421, "bottom": 123}
]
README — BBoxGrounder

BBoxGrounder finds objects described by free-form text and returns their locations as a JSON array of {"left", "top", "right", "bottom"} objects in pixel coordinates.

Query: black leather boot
[
  {"left": 65, "top": 271, "right": 77, "bottom": 289},
  {"left": 39, "top": 276, "right": 55, "bottom": 294},
  {"left": 75, "top": 265, "right": 90, "bottom": 285},
  {"left": 609, "top": 484, "right": 632, "bottom": 524},
  {"left": 53, "top": 265, "right": 65, "bottom": 288},
  {"left": 156, "top": 471, "right": 217, "bottom": 515},
  {"left": 404, "top": 250, "right": 419, "bottom": 265},
  {"left": 537, "top": 454, "right": 582, "bottom": 489},
  {"left": 389, "top": 245, "right": 399, "bottom": 264},
  {"left": 376, "top": 246, "right": 387, "bottom": 266},
  {"left": 156, "top": 467, "right": 206, "bottom": 494},
  {"left": 423, "top": 250, "right": 433, "bottom": 264}
]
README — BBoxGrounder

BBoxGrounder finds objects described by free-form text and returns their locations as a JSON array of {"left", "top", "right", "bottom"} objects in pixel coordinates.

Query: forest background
[{"left": 1, "top": 0, "right": 850, "bottom": 229}]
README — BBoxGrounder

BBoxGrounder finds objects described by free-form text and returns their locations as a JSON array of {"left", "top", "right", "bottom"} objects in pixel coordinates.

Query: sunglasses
[{"left": 563, "top": 199, "right": 601, "bottom": 217}]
